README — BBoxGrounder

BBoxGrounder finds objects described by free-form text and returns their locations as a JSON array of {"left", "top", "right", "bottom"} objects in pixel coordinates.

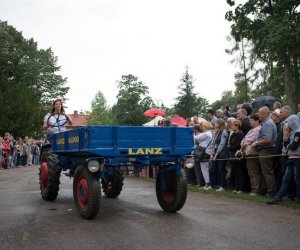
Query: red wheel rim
[
  {"left": 77, "top": 177, "right": 89, "bottom": 208},
  {"left": 160, "top": 172, "right": 176, "bottom": 202},
  {"left": 40, "top": 162, "right": 49, "bottom": 190},
  {"left": 161, "top": 191, "right": 174, "bottom": 202}
]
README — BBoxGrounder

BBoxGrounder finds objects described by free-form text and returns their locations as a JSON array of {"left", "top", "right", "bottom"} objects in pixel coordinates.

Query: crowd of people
[
  {"left": 0, "top": 132, "right": 41, "bottom": 169},
  {"left": 186, "top": 102, "right": 300, "bottom": 204}
]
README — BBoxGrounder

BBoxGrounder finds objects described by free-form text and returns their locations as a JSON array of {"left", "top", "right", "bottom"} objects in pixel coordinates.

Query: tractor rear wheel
[
  {"left": 101, "top": 171, "right": 124, "bottom": 198},
  {"left": 39, "top": 150, "right": 61, "bottom": 201},
  {"left": 156, "top": 168, "right": 187, "bottom": 212},
  {"left": 73, "top": 165, "right": 101, "bottom": 219}
]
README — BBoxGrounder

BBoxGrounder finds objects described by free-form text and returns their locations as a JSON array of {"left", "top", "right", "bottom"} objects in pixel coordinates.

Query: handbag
[{"left": 193, "top": 140, "right": 212, "bottom": 161}]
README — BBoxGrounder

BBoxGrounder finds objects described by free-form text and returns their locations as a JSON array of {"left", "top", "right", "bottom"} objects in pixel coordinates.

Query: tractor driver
[{"left": 43, "top": 98, "right": 73, "bottom": 141}]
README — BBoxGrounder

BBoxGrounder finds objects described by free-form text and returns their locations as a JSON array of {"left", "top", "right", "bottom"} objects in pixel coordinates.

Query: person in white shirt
[
  {"left": 195, "top": 121, "right": 213, "bottom": 190},
  {"left": 43, "top": 98, "right": 73, "bottom": 141}
]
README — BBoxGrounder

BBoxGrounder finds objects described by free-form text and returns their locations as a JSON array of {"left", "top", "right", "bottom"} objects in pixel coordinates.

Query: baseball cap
[{"left": 272, "top": 108, "right": 280, "bottom": 117}]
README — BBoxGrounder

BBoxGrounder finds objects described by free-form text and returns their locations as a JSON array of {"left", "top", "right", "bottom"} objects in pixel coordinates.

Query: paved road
[{"left": 1, "top": 166, "right": 300, "bottom": 250}]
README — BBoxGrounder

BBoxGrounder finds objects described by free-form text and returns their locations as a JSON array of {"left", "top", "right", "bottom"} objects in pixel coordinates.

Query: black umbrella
[{"left": 251, "top": 95, "right": 279, "bottom": 109}]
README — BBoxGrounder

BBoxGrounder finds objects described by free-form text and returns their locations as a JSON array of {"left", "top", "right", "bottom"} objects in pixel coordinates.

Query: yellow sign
[
  {"left": 128, "top": 148, "right": 163, "bottom": 155},
  {"left": 69, "top": 136, "right": 79, "bottom": 144},
  {"left": 56, "top": 138, "right": 65, "bottom": 145}
]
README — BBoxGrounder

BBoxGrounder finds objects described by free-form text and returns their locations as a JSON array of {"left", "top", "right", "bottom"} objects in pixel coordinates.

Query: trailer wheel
[
  {"left": 73, "top": 165, "right": 101, "bottom": 219},
  {"left": 101, "top": 171, "right": 124, "bottom": 198},
  {"left": 39, "top": 150, "right": 61, "bottom": 201},
  {"left": 156, "top": 168, "right": 187, "bottom": 212}
]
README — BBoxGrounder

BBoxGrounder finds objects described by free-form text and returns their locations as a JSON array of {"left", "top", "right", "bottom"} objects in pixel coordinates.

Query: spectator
[
  {"left": 186, "top": 118, "right": 191, "bottom": 127},
  {"left": 27, "top": 139, "right": 33, "bottom": 166},
  {"left": 271, "top": 109, "right": 281, "bottom": 134},
  {"left": 192, "top": 116, "right": 200, "bottom": 125},
  {"left": 240, "top": 114, "right": 265, "bottom": 196},
  {"left": 162, "top": 119, "right": 171, "bottom": 126},
  {"left": 209, "top": 118, "right": 229, "bottom": 191},
  {"left": 253, "top": 106, "right": 278, "bottom": 197},
  {"left": 16, "top": 138, "right": 23, "bottom": 167},
  {"left": 225, "top": 117, "right": 236, "bottom": 184},
  {"left": 224, "top": 103, "right": 243, "bottom": 118},
  {"left": 267, "top": 115, "right": 300, "bottom": 204},
  {"left": 2, "top": 133, "right": 12, "bottom": 169},
  {"left": 195, "top": 121, "right": 213, "bottom": 190},
  {"left": 3, "top": 132, "right": 13, "bottom": 168},
  {"left": 207, "top": 110, "right": 217, "bottom": 128},
  {"left": 0, "top": 137, "right": 3, "bottom": 169},
  {"left": 273, "top": 101, "right": 281, "bottom": 110},
  {"left": 215, "top": 109, "right": 224, "bottom": 119},
  {"left": 228, "top": 120, "right": 245, "bottom": 193},
  {"left": 297, "top": 103, "right": 300, "bottom": 119},
  {"left": 22, "top": 140, "right": 29, "bottom": 167},
  {"left": 192, "top": 124, "right": 205, "bottom": 187},
  {"left": 274, "top": 106, "right": 293, "bottom": 191},
  {"left": 226, "top": 117, "right": 236, "bottom": 131},
  {"left": 237, "top": 108, "right": 252, "bottom": 136},
  {"left": 241, "top": 102, "right": 253, "bottom": 116},
  {"left": 12, "top": 140, "right": 18, "bottom": 167},
  {"left": 32, "top": 141, "right": 40, "bottom": 165}
]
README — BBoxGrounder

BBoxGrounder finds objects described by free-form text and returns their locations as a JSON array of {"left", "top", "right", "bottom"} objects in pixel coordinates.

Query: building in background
[{"left": 66, "top": 110, "right": 89, "bottom": 129}]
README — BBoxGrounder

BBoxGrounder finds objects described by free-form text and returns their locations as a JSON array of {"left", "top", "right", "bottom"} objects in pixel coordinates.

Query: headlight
[
  {"left": 185, "top": 157, "right": 194, "bottom": 169},
  {"left": 88, "top": 160, "right": 100, "bottom": 172}
]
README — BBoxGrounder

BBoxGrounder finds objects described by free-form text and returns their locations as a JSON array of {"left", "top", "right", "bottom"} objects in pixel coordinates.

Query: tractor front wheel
[
  {"left": 101, "top": 171, "right": 124, "bottom": 198},
  {"left": 39, "top": 150, "right": 61, "bottom": 201},
  {"left": 73, "top": 165, "right": 101, "bottom": 219}
]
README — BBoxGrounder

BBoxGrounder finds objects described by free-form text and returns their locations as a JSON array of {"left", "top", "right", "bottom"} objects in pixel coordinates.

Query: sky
[{"left": 0, "top": 0, "right": 240, "bottom": 113}]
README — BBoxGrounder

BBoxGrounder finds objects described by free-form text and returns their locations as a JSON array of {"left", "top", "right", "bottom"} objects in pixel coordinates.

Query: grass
[
  {"left": 188, "top": 184, "right": 300, "bottom": 209},
  {"left": 129, "top": 175, "right": 300, "bottom": 210}
]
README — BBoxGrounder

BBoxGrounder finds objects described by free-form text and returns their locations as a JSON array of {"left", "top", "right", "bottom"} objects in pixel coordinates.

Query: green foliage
[
  {"left": 0, "top": 21, "right": 69, "bottom": 137},
  {"left": 0, "top": 82, "right": 42, "bottom": 138},
  {"left": 112, "top": 74, "right": 151, "bottom": 125},
  {"left": 225, "top": 1, "right": 300, "bottom": 109},
  {"left": 174, "top": 67, "right": 209, "bottom": 118},
  {"left": 86, "top": 91, "right": 113, "bottom": 125},
  {"left": 210, "top": 90, "right": 237, "bottom": 112},
  {"left": 233, "top": 71, "right": 250, "bottom": 104}
]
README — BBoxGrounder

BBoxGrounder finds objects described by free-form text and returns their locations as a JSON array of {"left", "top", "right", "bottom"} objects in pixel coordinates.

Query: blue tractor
[{"left": 39, "top": 126, "right": 194, "bottom": 219}]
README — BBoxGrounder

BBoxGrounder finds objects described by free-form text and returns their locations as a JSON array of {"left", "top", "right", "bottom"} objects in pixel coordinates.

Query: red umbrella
[
  {"left": 144, "top": 108, "right": 166, "bottom": 117},
  {"left": 171, "top": 116, "right": 187, "bottom": 127}
]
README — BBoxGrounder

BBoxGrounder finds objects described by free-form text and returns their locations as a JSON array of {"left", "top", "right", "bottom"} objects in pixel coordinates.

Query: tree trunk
[
  {"left": 269, "top": 59, "right": 274, "bottom": 95},
  {"left": 293, "top": 55, "right": 300, "bottom": 104},
  {"left": 284, "top": 54, "right": 295, "bottom": 112},
  {"left": 241, "top": 39, "right": 248, "bottom": 102}
]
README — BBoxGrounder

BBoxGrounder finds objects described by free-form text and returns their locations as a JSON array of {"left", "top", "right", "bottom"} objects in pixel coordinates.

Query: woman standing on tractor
[{"left": 43, "top": 98, "right": 73, "bottom": 141}]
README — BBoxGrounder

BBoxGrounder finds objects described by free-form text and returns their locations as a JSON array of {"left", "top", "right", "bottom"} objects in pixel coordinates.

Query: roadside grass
[
  {"left": 188, "top": 184, "right": 300, "bottom": 209},
  {"left": 129, "top": 176, "right": 300, "bottom": 210}
]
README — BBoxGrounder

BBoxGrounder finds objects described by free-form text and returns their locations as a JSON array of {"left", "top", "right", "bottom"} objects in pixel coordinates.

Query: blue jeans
[{"left": 276, "top": 159, "right": 300, "bottom": 200}]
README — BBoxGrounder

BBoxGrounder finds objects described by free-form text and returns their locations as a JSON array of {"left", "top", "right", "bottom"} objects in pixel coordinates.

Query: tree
[
  {"left": 226, "top": 0, "right": 300, "bottom": 110},
  {"left": 225, "top": 35, "right": 252, "bottom": 103},
  {"left": 0, "top": 21, "right": 69, "bottom": 137},
  {"left": 112, "top": 74, "right": 151, "bottom": 125},
  {"left": 210, "top": 90, "right": 237, "bottom": 112},
  {"left": 173, "top": 67, "right": 209, "bottom": 118},
  {"left": 86, "top": 91, "right": 112, "bottom": 125}
]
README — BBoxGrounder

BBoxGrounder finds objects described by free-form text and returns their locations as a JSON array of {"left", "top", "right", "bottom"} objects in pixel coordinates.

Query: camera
[{"left": 235, "top": 151, "right": 243, "bottom": 159}]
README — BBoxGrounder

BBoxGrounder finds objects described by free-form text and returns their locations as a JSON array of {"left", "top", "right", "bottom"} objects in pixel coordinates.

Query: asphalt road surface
[{"left": 1, "top": 166, "right": 300, "bottom": 250}]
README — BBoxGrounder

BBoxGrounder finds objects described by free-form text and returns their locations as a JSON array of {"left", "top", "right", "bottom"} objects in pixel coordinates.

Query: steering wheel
[{"left": 47, "top": 113, "right": 69, "bottom": 128}]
